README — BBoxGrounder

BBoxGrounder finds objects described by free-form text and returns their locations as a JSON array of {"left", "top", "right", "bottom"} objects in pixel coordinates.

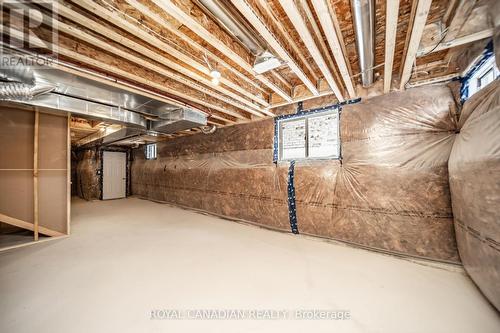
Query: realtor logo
[{"left": 0, "top": 0, "right": 58, "bottom": 67}]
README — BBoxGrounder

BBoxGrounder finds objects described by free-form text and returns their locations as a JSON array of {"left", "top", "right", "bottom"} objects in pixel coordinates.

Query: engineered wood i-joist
[
  {"left": 400, "top": 0, "right": 433, "bottom": 90},
  {"left": 68, "top": 0, "right": 271, "bottom": 109},
  {"left": 148, "top": 0, "right": 293, "bottom": 102},
  {"left": 277, "top": 0, "right": 344, "bottom": 102},
  {"left": 231, "top": 0, "right": 319, "bottom": 96},
  {"left": 311, "top": 0, "right": 356, "bottom": 98}
]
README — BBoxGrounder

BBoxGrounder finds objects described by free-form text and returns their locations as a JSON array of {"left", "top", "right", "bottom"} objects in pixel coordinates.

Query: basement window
[
  {"left": 274, "top": 107, "right": 340, "bottom": 162},
  {"left": 461, "top": 41, "right": 498, "bottom": 102},
  {"left": 145, "top": 143, "right": 157, "bottom": 160}
]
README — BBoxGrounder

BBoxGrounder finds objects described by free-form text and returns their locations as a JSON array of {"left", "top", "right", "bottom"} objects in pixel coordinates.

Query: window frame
[
  {"left": 273, "top": 106, "right": 341, "bottom": 162},
  {"left": 145, "top": 143, "right": 157, "bottom": 160}
]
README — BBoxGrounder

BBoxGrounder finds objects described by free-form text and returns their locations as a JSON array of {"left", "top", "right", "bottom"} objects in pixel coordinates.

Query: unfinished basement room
[{"left": 0, "top": 0, "right": 499, "bottom": 332}]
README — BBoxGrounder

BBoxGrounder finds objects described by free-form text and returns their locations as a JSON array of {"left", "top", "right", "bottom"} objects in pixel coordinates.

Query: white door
[{"left": 102, "top": 151, "right": 127, "bottom": 200}]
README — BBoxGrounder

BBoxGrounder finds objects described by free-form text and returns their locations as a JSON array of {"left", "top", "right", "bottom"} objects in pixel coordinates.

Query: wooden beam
[
  {"left": 149, "top": 0, "right": 293, "bottom": 102},
  {"left": 232, "top": 0, "right": 319, "bottom": 96},
  {"left": 417, "top": 28, "right": 493, "bottom": 56},
  {"left": 444, "top": 0, "right": 477, "bottom": 42},
  {"left": 277, "top": 0, "right": 344, "bottom": 102},
  {"left": 399, "top": 0, "right": 433, "bottom": 90},
  {"left": 383, "top": 0, "right": 400, "bottom": 93},
  {"left": 0, "top": 213, "right": 65, "bottom": 237},
  {"left": 311, "top": 0, "right": 356, "bottom": 98},
  {"left": 33, "top": 110, "right": 39, "bottom": 241},
  {"left": 70, "top": 0, "right": 270, "bottom": 110}
]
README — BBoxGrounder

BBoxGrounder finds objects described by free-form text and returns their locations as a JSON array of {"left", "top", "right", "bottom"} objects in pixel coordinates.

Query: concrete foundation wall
[{"left": 132, "top": 85, "right": 459, "bottom": 262}]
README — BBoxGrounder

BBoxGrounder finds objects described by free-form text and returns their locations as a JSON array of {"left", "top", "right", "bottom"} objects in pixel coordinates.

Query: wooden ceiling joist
[
  {"left": 70, "top": 0, "right": 269, "bottom": 112},
  {"left": 399, "top": 0, "right": 433, "bottom": 90},
  {"left": 54, "top": 6, "right": 266, "bottom": 118},
  {"left": 64, "top": 0, "right": 271, "bottom": 116},
  {"left": 417, "top": 28, "right": 494, "bottom": 56},
  {"left": 310, "top": 0, "right": 356, "bottom": 98},
  {"left": 149, "top": 0, "right": 293, "bottom": 102},
  {"left": 277, "top": 0, "right": 344, "bottom": 102},
  {"left": 383, "top": 0, "right": 400, "bottom": 93},
  {"left": 444, "top": 0, "right": 477, "bottom": 42},
  {"left": 255, "top": 0, "right": 319, "bottom": 84},
  {"left": 232, "top": 0, "right": 319, "bottom": 96}
]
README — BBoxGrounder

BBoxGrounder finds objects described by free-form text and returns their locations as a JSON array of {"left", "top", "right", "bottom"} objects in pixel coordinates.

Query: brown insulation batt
[
  {"left": 449, "top": 80, "right": 500, "bottom": 310},
  {"left": 75, "top": 149, "right": 101, "bottom": 201},
  {"left": 132, "top": 84, "right": 459, "bottom": 262}
]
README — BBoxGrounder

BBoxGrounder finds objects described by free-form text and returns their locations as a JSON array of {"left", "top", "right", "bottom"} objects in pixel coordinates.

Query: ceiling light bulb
[
  {"left": 210, "top": 70, "right": 221, "bottom": 79},
  {"left": 211, "top": 77, "right": 220, "bottom": 85}
]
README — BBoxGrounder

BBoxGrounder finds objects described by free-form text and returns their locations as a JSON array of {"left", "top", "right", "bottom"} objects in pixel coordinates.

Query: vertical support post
[
  {"left": 33, "top": 110, "right": 39, "bottom": 241},
  {"left": 67, "top": 113, "right": 71, "bottom": 234}
]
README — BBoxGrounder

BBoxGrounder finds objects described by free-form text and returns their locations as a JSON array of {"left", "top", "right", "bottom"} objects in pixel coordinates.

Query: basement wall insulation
[
  {"left": 449, "top": 80, "right": 500, "bottom": 311},
  {"left": 131, "top": 85, "right": 460, "bottom": 262}
]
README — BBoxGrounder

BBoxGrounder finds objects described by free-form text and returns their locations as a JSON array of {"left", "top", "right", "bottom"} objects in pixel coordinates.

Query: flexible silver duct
[
  {"left": 201, "top": 124, "right": 217, "bottom": 134},
  {"left": 0, "top": 82, "right": 54, "bottom": 100},
  {"left": 351, "top": 0, "right": 375, "bottom": 87}
]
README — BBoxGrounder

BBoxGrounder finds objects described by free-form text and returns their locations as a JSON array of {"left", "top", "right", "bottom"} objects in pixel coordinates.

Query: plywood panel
[
  {"left": 0, "top": 170, "right": 34, "bottom": 223},
  {"left": 39, "top": 170, "right": 68, "bottom": 233},
  {"left": 0, "top": 109, "right": 34, "bottom": 169},
  {"left": 39, "top": 113, "right": 68, "bottom": 170}
]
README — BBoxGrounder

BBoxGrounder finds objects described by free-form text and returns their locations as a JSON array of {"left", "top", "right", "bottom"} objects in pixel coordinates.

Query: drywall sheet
[
  {"left": 449, "top": 80, "right": 500, "bottom": 310},
  {"left": 132, "top": 85, "right": 459, "bottom": 262},
  {"left": 0, "top": 107, "right": 68, "bottom": 235}
]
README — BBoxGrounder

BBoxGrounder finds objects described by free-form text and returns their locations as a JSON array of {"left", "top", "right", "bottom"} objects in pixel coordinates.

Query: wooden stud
[
  {"left": 66, "top": 113, "right": 71, "bottom": 235},
  {"left": 277, "top": 0, "right": 344, "bottom": 101},
  {"left": 0, "top": 212, "right": 65, "bottom": 237},
  {"left": 33, "top": 110, "right": 39, "bottom": 241},
  {"left": 311, "top": 0, "right": 356, "bottom": 98},
  {"left": 383, "top": 0, "right": 400, "bottom": 93},
  {"left": 399, "top": 0, "right": 433, "bottom": 90}
]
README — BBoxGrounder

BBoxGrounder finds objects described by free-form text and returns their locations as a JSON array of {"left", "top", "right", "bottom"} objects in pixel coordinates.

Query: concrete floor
[{"left": 0, "top": 198, "right": 499, "bottom": 333}]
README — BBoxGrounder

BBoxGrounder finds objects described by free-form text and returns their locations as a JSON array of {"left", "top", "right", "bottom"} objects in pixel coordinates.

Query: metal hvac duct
[
  {"left": 196, "top": 0, "right": 263, "bottom": 55},
  {"left": 351, "top": 0, "right": 375, "bottom": 87}
]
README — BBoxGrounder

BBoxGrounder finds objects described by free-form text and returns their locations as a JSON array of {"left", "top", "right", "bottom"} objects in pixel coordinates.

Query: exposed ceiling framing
[{"left": 0, "top": 0, "right": 495, "bottom": 138}]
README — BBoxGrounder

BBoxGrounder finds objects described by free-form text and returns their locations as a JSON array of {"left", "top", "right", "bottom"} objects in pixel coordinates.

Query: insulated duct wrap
[
  {"left": 449, "top": 80, "right": 500, "bottom": 310},
  {"left": 132, "top": 85, "right": 459, "bottom": 262}
]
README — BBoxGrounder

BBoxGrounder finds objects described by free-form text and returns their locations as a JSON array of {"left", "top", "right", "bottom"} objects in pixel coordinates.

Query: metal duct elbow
[
  {"left": 0, "top": 82, "right": 54, "bottom": 100},
  {"left": 351, "top": 0, "right": 375, "bottom": 87}
]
